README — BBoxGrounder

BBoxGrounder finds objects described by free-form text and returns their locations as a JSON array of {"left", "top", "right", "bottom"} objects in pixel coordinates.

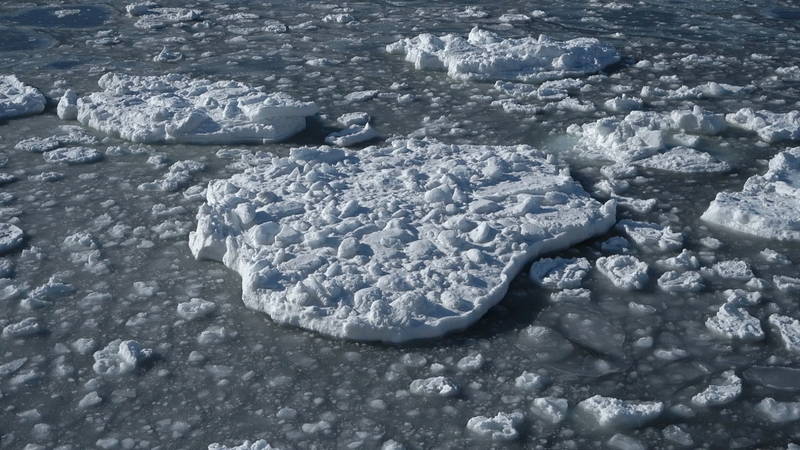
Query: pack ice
[
  {"left": 701, "top": 147, "right": 800, "bottom": 240},
  {"left": 74, "top": 73, "right": 318, "bottom": 144},
  {"left": 189, "top": 139, "right": 615, "bottom": 342},
  {"left": 0, "top": 75, "right": 46, "bottom": 120},
  {"left": 386, "top": 27, "right": 619, "bottom": 83}
]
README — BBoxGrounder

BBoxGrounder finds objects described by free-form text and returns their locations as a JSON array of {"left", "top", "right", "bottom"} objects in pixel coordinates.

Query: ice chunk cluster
[
  {"left": 0, "top": 75, "right": 46, "bottom": 120},
  {"left": 386, "top": 27, "right": 619, "bottom": 83},
  {"left": 75, "top": 73, "right": 318, "bottom": 144},
  {"left": 726, "top": 108, "right": 800, "bottom": 143},
  {"left": 189, "top": 139, "right": 615, "bottom": 342},
  {"left": 702, "top": 147, "right": 800, "bottom": 241}
]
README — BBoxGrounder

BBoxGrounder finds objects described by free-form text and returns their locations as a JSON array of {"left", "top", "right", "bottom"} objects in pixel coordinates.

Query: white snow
[
  {"left": 386, "top": 27, "right": 619, "bottom": 83},
  {"left": 76, "top": 73, "right": 318, "bottom": 144},
  {"left": 702, "top": 148, "right": 800, "bottom": 241},
  {"left": 726, "top": 108, "right": 800, "bottom": 143},
  {"left": 691, "top": 371, "right": 742, "bottom": 407},
  {"left": 576, "top": 395, "right": 663, "bottom": 429},
  {"left": 756, "top": 398, "right": 800, "bottom": 423},
  {"left": 528, "top": 257, "right": 591, "bottom": 289},
  {"left": 0, "top": 75, "right": 46, "bottom": 120},
  {"left": 189, "top": 139, "right": 615, "bottom": 342},
  {"left": 768, "top": 314, "right": 800, "bottom": 354},
  {"left": 596, "top": 255, "right": 649, "bottom": 290},
  {"left": 466, "top": 411, "right": 523, "bottom": 441}
]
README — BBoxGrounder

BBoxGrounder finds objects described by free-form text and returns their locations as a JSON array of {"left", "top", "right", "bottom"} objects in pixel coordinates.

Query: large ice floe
[
  {"left": 726, "top": 108, "right": 800, "bottom": 143},
  {"left": 386, "top": 27, "right": 620, "bottom": 83},
  {"left": 0, "top": 75, "right": 46, "bottom": 120},
  {"left": 567, "top": 106, "right": 729, "bottom": 172},
  {"left": 74, "top": 73, "right": 318, "bottom": 144},
  {"left": 701, "top": 147, "right": 800, "bottom": 240},
  {"left": 189, "top": 139, "right": 615, "bottom": 342}
]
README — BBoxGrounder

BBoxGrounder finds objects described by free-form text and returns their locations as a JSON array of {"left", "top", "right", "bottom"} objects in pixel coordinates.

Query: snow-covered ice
[
  {"left": 691, "top": 371, "right": 742, "bottom": 407},
  {"left": 76, "top": 73, "right": 319, "bottom": 144},
  {"left": 0, "top": 223, "right": 25, "bottom": 255},
  {"left": 576, "top": 395, "right": 663, "bottom": 429},
  {"left": 768, "top": 314, "right": 800, "bottom": 354},
  {"left": 528, "top": 257, "right": 591, "bottom": 289},
  {"left": 387, "top": 27, "right": 619, "bottom": 83},
  {"left": 726, "top": 108, "right": 800, "bottom": 143},
  {"left": 595, "top": 255, "right": 649, "bottom": 290},
  {"left": 702, "top": 147, "right": 800, "bottom": 241},
  {"left": 466, "top": 411, "right": 523, "bottom": 441},
  {"left": 0, "top": 75, "right": 46, "bottom": 120},
  {"left": 756, "top": 398, "right": 800, "bottom": 424},
  {"left": 189, "top": 139, "right": 615, "bottom": 342}
]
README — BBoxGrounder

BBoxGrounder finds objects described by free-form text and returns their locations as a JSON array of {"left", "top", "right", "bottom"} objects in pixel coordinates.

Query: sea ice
[
  {"left": 595, "top": 255, "right": 649, "bottom": 290},
  {"left": 706, "top": 300, "right": 764, "bottom": 342},
  {"left": 76, "top": 73, "right": 319, "bottom": 144},
  {"left": 576, "top": 395, "right": 664, "bottom": 429},
  {"left": 409, "top": 376, "right": 459, "bottom": 397},
  {"left": 768, "top": 314, "right": 800, "bottom": 353},
  {"left": 466, "top": 411, "right": 523, "bottom": 441},
  {"left": 691, "top": 371, "right": 742, "bottom": 407},
  {"left": 528, "top": 257, "right": 591, "bottom": 289},
  {"left": 726, "top": 108, "right": 800, "bottom": 143},
  {"left": 756, "top": 398, "right": 800, "bottom": 423},
  {"left": 0, "top": 223, "right": 25, "bottom": 255},
  {"left": 324, "top": 123, "right": 380, "bottom": 147},
  {"left": 0, "top": 75, "right": 46, "bottom": 120},
  {"left": 126, "top": 2, "right": 202, "bottom": 30},
  {"left": 2, "top": 317, "right": 45, "bottom": 339},
  {"left": 531, "top": 397, "right": 568, "bottom": 424},
  {"left": 189, "top": 139, "right": 615, "bottom": 342},
  {"left": 386, "top": 27, "right": 619, "bottom": 83},
  {"left": 635, "top": 147, "right": 729, "bottom": 173},
  {"left": 43, "top": 147, "right": 103, "bottom": 165},
  {"left": 208, "top": 440, "right": 276, "bottom": 450},
  {"left": 177, "top": 298, "right": 217, "bottom": 321},
  {"left": 92, "top": 339, "right": 154, "bottom": 376},
  {"left": 615, "top": 220, "right": 683, "bottom": 252},
  {"left": 657, "top": 270, "right": 704, "bottom": 293},
  {"left": 701, "top": 148, "right": 800, "bottom": 241}
]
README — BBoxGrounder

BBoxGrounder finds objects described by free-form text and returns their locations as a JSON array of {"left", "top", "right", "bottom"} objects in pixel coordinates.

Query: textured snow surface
[
  {"left": 386, "top": 27, "right": 620, "bottom": 83},
  {"left": 702, "top": 147, "right": 800, "bottom": 240},
  {"left": 0, "top": 75, "right": 46, "bottom": 120},
  {"left": 75, "top": 73, "right": 319, "bottom": 144},
  {"left": 726, "top": 108, "right": 800, "bottom": 143},
  {"left": 189, "top": 139, "right": 615, "bottom": 342},
  {"left": 635, "top": 147, "right": 729, "bottom": 173},
  {"left": 576, "top": 395, "right": 664, "bottom": 429}
]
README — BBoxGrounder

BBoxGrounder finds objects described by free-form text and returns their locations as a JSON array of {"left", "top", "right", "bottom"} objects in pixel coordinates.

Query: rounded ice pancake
[
  {"left": 189, "top": 139, "right": 615, "bottom": 342},
  {"left": 74, "top": 73, "right": 319, "bottom": 145}
]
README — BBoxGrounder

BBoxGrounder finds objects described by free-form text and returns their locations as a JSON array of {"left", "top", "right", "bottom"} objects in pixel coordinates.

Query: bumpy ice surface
[
  {"left": 189, "top": 139, "right": 615, "bottom": 342},
  {"left": 0, "top": 75, "right": 46, "bottom": 120}
]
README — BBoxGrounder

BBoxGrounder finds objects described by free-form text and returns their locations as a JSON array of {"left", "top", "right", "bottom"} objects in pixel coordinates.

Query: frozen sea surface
[{"left": 2, "top": 0, "right": 800, "bottom": 449}]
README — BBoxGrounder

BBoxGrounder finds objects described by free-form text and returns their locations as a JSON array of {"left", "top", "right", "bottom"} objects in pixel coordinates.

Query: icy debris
[
  {"left": 596, "top": 255, "right": 649, "bottom": 290},
  {"left": 774, "top": 275, "right": 800, "bottom": 292},
  {"left": 706, "top": 294, "right": 764, "bottom": 342},
  {"left": 516, "top": 325, "right": 575, "bottom": 361},
  {"left": 662, "top": 425, "right": 694, "bottom": 446},
  {"left": 768, "top": 314, "right": 800, "bottom": 353},
  {"left": 636, "top": 147, "right": 729, "bottom": 173},
  {"left": 567, "top": 107, "right": 727, "bottom": 169},
  {"left": 466, "top": 411, "right": 523, "bottom": 441},
  {"left": 642, "top": 82, "right": 751, "bottom": 100},
  {"left": 756, "top": 398, "right": 800, "bottom": 423},
  {"left": 153, "top": 46, "right": 183, "bottom": 63},
  {"left": 57, "top": 89, "right": 79, "bottom": 120},
  {"left": 551, "top": 288, "right": 591, "bottom": 303},
  {"left": 658, "top": 271, "right": 703, "bottom": 293},
  {"left": 22, "top": 276, "right": 76, "bottom": 309},
  {"left": 711, "top": 259, "right": 753, "bottom": 280},
  {"left": 2, "top": 317, "right": 45, "bottom": 339},
  {"left": 691, "top": 371, "right": 742, "bottom": 407},
  {"left": 616, "top": 220, "right": 683, "bottom": 252},
  {"left": 324, "top": 123, "right": 380, "bottom": 147},
  {"left": 409, "top": 376, "right": 458, "bottom": 397},
  {"left": 92, "top": 339, "right": 154, "bottom": 376},
  {"left": 337, "top": 112, "right": 369, "bottom": 127},
  {"left": 15, "top": 126, "right": 98, "bottom": 153},
  {"left": 608, "top": 434, "right": 645, "bottom": 450},
  {"left": 126, "top": 2, "right": 202, "bottom": 30},
  {"left": 189, "top": 139, "right": 615, "bottom": 342},
  {"left": 78, "top": 391, "right": 103, "bottom": 409},
  {"left": 657, "top": 249, "right": 699, "bottom": 270},
  {"left": 576, "top": 395, "right": 664, "bottom": 429},
  {"left": 63, "top": 232, "right": 110, "bottom": 274},
  {"left": 531, "top": 397, "right": 568, "bottom": 424},
  {"left": 601, "top": 236, "right": 630, "bottom": 253},
  {"left": 604, "top": 95, "right": 642, "bottom": 113},
  {"left": 0, "top": 223, "right": 25, "bottom": 255},
  {"left": 702, "top": 148, "right": 800, "bottom": 241},
  {"left": 456, "top": 353, "right": 484, "bottom": 372},
  {"left": 386, "top": 27, "right": 619, "bottom": 83},
  {"left": 515, "top": 371, "right": 548, "bottom": 391},
  {"left": 0, "top": 358, "right": 26, "bottom": 379},
  {"left": 139, "top": 160, "right": 205, "bottom": 192},
  {"left": 177, "top": 298, "right": 217, "bottom": 321},
  {"left": 76, "top": 73, "right": 318, "bottom": 144},
  {"left": 0, "top": 75, "right": 46, "bottom": 120},
  {"left": 43, "top": 147, "right": 103, "bottom": 165},
  {"left": 208, "top": 440, "right": 276, "bottom": 450},
  {"left": 529, "top": 257, "right": 591, "bottom": 289},
  {"left": 726, "top": 108, "right": 800, "bottom": 143}
]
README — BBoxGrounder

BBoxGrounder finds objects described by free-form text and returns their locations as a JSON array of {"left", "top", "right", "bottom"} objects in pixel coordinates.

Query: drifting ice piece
[
  {"left": 0, "top": 223, "right": 25, "bottom": 255},
  {"left": 596, "top": 254, "right": 649, "bottom": 290},
  {"left": 76, "top": 73, "right": 318, "bottom": 144},
  {"left": 189, "top": 139, "right": 615, "bottom": 342},
  {"left": 466, "top": 411, "right": 524, "bottom": 441},
  {"left": 691, "top": 371, "right": 742, "bottom": 407},
  {"left": 386, "top": 27, "right": 619, "bottom": 83},
  {"left": 726, "top": 108, "right": 800, "bottom": 143},
  {"left": 528, "top": 257, "right": 591, "bottom": 289},
  {"left": 0, "top": 75, "right": 46, "bottom": 120},
  {"left": 702, "top": 147, "right": 800, "bottom": 241},
  {"left": 576, "top": 395, "right": 663, "bottom": 429}
]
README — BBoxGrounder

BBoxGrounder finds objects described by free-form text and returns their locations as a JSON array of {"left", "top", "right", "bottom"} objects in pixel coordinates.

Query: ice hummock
[
  {"left": 386, "top": 27, "right": 620, "bottom": 83},
  {"left": 75, "top": 73, "right": 319, "bottom": 144},
  {"left": 701, "top": 147, "right": 800, "bottom": 241},
  {"left": 189, "top": 139, "right": 615, "bottom": 342},
  {"left": 0, "top": 75, "right": 46, "bottom": 120}
]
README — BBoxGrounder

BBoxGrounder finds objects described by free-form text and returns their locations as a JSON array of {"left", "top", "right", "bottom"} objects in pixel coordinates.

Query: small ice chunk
[
  {"left": 756, "top": 398, "right": 800, "bottom": 423},
  {"left": 78, "top": 391, "right": 103, "bottom": 408},
  {"left": 657, "top": 270, "right": 704, "bottom": 293},
  {"left": 515, "top": 371, "right": 548, "bottom": 391},
  {"left": 706, "top": 302, "right": 763, "bottom": 341},
  {"left": 596, "top": 255, "right": 649, "bottom": 290},
  {"left": 604, "top": 95, "right": 642, "bottom": 113},
  {"left": 409, "top": 376, "right": 459, "bottom": 397},
  {"left": 691, "top": 371, "right": 742, "bottom": 407},
  {"left": 662, "top": 425, "right": 694, "bottom": 447},
  {"left": 762, "top": 248, "right": 791, "bottom": 264},
  {"left": 456, "top": 353, "right": 484, "bottom": 372},
  {"left": 0, "top": 222, "right": 25, "bottom": 255},
  {"left": 92, "top": 339, "right": 154, "bottom": 376},
  {"left": 531, "top": 397, "right": 568, "bottom": 424},
  {"left": 726, "top": 108, "right": 800, "bottom": 143},
  {"left": 324, "top": 123, "right": 380, "bottom": 147},
  {"left": 466, "top": 411, "right": 523, "bottom": 441},
  {"left": 337, "top": 112, "right": 369, "bottom": 127},
  {"left": 529, "top": 257, "right": 591, "bottom": 289},
  {"left": 774, "top": 275, "right": 800, "bottom": 293},
  {"left": 43, "top": 147, "right": 103, "bottom": 165},
  {"left": 768, "top": 314, "right": 800, "bottom": 353},
  {"left": 608, "top": 434, "right": 645, "bottom": 450},
  {"left": 177, "top": 298, "right": 217, "bottom": 321},
  {"left": 576, "top": 395, "right": 664, "bottom": 429},
  {"left": 615, "top": 219, "right": 683, "bottom": 252},
  {"left": 635, "top": 147, "right": 729, "bottom": 173},
  {"left": 712, "top": 259, "right": 753, "bottom": 280},
  {"left": 57, "top": 89, "right": 79, "bottom": 120},
  {"left": 208, "top": 440, "right": 277, "bottom": 450},
  {"left": 0, "top": 75, "right": 46, "bottom": 119},
  {"left": 2, "top": 317, "right": 44, "bottom": 339},
  {"left": 656, "top": 249, "right": 699, "bottom": 270}
]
